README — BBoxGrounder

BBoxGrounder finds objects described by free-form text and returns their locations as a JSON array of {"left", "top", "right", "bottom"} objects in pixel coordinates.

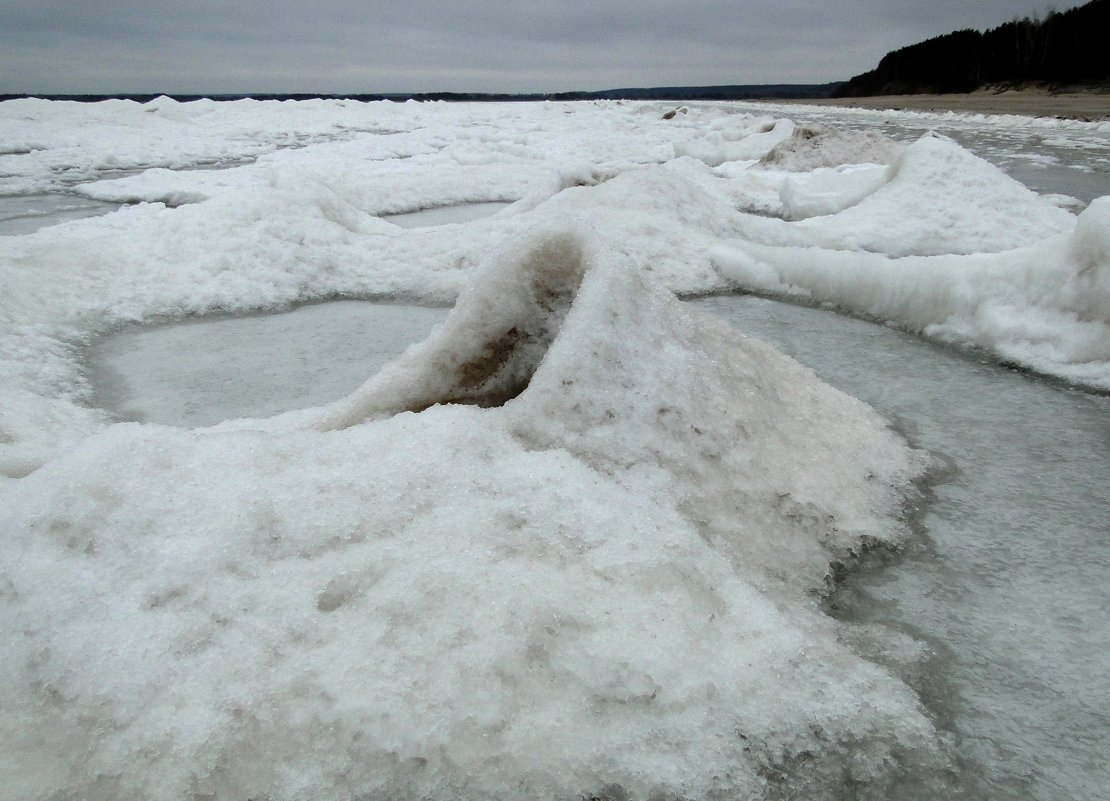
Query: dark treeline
[
  {"left": 836, "top": 0, "right": 1110, "bottom": 96},
  {"left": 0, "top": 84, "right": 843, "bottom": 105}
]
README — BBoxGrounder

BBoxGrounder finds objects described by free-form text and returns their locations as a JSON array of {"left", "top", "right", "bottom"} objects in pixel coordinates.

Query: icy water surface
[
  {"left": 88, "top": 301, "right": 448, "bottom": 427},
  {"left": 0, "top": 192, "right": 121, "bottom": 235},
  {"left": 691, "top": 295, "right": 1110, "bottom": 801},
  {"left": 89, "top": 293, "right": 1110, "bottom": 800}
]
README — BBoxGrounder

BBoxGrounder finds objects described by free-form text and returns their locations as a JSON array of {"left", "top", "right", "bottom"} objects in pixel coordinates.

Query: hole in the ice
[
  {"left": 86, "top": 301, "right": 449, "bottom": 428},
  {"left": 381, "top": 201, "right": 511, "bottom": 228}
]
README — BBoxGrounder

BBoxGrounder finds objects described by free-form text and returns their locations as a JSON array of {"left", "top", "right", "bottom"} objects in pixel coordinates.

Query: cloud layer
[{"left": 0, "top": 0, "right": 1064, "bottom": 93}]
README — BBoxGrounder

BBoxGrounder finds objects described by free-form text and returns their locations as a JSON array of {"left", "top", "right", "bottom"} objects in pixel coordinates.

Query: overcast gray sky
[{"left": 0, "top": 0, "right": 1075, "bottom": 94}]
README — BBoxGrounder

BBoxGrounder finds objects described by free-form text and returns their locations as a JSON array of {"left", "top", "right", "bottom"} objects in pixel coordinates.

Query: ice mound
[
  {"left": 0, "top": 228, "right": 941, "bottom": 801},
  {"left": 792, "top": 134, "right": 1075, "bottom": 256},
  {"left": 752, "top": 126, "right": 905, "bottom": 221},
  {"left": 730, "top": 133, "right": 1076, "bottom": 257},
  {"left": 815, "top": 133, "right": 1076, "bottom": 255},
  {"left": 674, "top": 115, "right": 795, "bottom": 166},
  {"left": 712, "top": 197, "right": 1110, "bottom": 389},
  {"left": 758, "top": 125, "right": 904, "bottom": 171}
]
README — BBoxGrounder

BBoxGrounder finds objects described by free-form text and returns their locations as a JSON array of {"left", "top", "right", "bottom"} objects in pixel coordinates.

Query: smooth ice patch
[
  {"left": 382, "top": 201, "right": 511, "bottom": 228},
  {"left": 695, "top": 294, "right": 1110, "bottom": 801},
  {"left": 0, "top": 193, "right": 121, "bottom": 235},
  {"left": 87, "top": 302, "right": 448, "bottom": 427}
]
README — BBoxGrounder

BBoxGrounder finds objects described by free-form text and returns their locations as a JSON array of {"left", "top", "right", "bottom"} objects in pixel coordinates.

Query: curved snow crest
[
  {"left": 758, "top": 124, "right": 905, "bottom": 172},
  {"left": 300, "top": 224, "right": 930, "bottom": 586},
  {"left": 713, "top": 197, "right": 1110, "bottom": 390},
  {"left": 734, "top": 134, "right": 1076, "bottom": 257},
  {"left": 674, "top": 115, "right": 796, "bottom": 166},
  {"left": 302, "top": 229, "right": 590, "bottom": 429},
  {"left": 778, "top": 163, "right": 891, "bottom": 221},
  {"left": 0, "top": 228, "right": 943, "bottom": 801}
]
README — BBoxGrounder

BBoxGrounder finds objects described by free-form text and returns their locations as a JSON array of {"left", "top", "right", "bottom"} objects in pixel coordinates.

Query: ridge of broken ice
[{"left": 0, "top": 101, "right": 1108, "bottom": 480}]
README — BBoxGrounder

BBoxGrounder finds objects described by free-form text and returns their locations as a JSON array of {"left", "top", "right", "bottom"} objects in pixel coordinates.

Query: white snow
[
  {"left": 777, "top": 163, "right": 891, "bottom": 220},
  {"left": 0, "top": 96, "right": 1108, "bottom": 800},
  {"left": 675, "top": 115, "right": 796, "bottom": 165},
  {"left": 2, "top": 225, "right": 939, "bottom": 801}
]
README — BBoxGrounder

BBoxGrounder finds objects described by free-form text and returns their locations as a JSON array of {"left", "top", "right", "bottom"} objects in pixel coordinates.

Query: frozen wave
[
  {"left": 758, "top": 124, "right": 904, "bottom": 172},
  {"left": 733, "top": 134, "right": 1075, "bottom": 255}
]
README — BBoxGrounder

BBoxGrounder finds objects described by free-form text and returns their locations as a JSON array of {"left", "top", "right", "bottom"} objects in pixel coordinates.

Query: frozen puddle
[
  {"left": 691, "top": 295, "right": 1110, "bottom": 801},
  {"left": 88, "top": 301, "right": 448, "bottom": 427},
  {"left": 381, "top": 201, "right": 510, "bottom": 228},
  {"left": 0, "top": 193, "right": 121, "bottom": 235}
]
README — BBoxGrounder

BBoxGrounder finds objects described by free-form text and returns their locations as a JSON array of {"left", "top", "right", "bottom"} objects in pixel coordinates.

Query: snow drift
[
  {"left": 0, "top": 227, "right": 941, "bottom": 801},
  {"left": 712, "top": 196, "right": 1110, "bottom": 388}
]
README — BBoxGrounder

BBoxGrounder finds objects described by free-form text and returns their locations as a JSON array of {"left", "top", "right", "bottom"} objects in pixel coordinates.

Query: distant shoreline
[
  {"left": 4, "top": 87, "right": 1108, "bottom": 121},
  {"left": 770, "top": 88, "right": 1110, "bottom": 121}
]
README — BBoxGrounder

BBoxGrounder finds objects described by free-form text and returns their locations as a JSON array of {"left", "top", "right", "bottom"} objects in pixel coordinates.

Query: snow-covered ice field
[{"left": 1, "top": 98, "right": 1108, "bottom": 801}]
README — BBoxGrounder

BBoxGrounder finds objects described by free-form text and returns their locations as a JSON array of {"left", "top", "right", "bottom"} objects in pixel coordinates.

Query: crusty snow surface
[{"left": 0, "top": 98, "right": 1107, "bottom": 800}]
